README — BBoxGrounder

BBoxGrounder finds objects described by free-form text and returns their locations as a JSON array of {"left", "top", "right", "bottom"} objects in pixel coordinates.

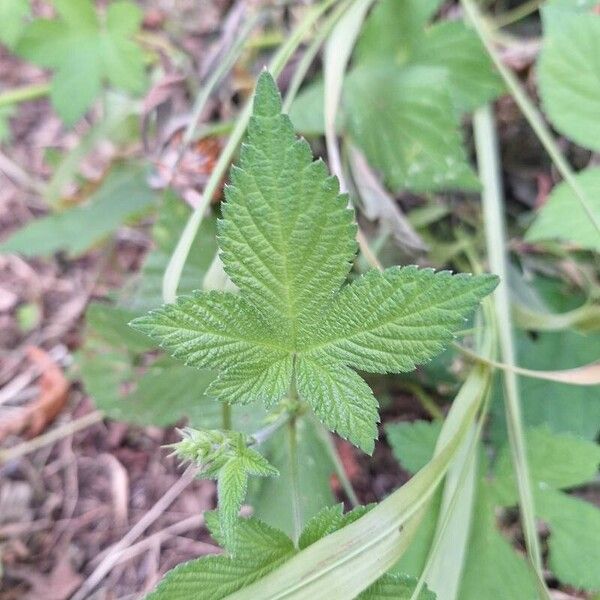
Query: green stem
[
  {"left": 246, "top": 31, "right": 286, "bottom": 49},
  {"left": 250, "top": 414, "right": 291, "bottom": 446},
  {"left": 176, "top": 11, "right": 262, "bottom": 170},
  {"left": 473, "top": 104, "right": 546, "bottom": 586},
  {"left": 315, "top": 420, "right": 360, "bottom": 507},
  {"left": 282, "top": 0, "right": 353, "bottom": 113},
  {"left": 162, "top": 0, "right": 338, "bottom": 303},
  {"left": 461, "top": 0, "right": 600, "bottom": 239},
  {"left": 222, "top": 403, "right": 232, "bottom": 430},
  {"left": 492, "top": 0, "right": 543, "bottom": 28},
  {"left": 0, "top": 83, "right": 51, "bottom": 108},
  {"left": 287, "top": 415, "right": 303, "bottom": 544},
  {"left": 194, "top": 119, "right": 236, "bottom": 140},
  {"left": 401, "top": 382, "right": 444, "bottom": 421}
]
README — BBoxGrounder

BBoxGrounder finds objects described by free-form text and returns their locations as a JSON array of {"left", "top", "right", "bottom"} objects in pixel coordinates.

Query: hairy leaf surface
[{"left": 132, "top": 72, "right": 497, "bottom": 452}]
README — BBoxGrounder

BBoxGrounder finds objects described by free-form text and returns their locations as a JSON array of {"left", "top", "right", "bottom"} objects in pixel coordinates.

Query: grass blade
[{"left": 473, "top": 103, "right": 546, "bottom": 589}]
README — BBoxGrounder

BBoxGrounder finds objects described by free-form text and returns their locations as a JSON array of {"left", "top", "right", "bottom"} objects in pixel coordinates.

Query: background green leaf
[
  {"left": 125, "top": 193, "right": 217, "bottom": 311},
  {"left": 345, "top": 66, "right": 480, "bottom": 192},
  {"left": 490, "top": 329, "right": 600, "bottom": 442},
  {"left": 538, "top": 6, "right": 600, "bottom": 151},
  {"left": 526, "top": 168, "right": 600, "bottom": 251},
  {"left": 0, "top": 0, "right": 30, "bottom": 49},
  {"left": 0, "top": 164, "right": 156, "bottom": 257},
  {"left": 16, "top": 0, "right": 146, "bottom": 123}
]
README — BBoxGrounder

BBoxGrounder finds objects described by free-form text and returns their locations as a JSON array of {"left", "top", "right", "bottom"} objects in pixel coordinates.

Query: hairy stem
[
  {"left": 287, "top": 415, "right": 303, "bottom": 544},
  {"left": 461, "top": 0, "right": 600, "bottom": 238},
  {"left": 474, "top": 104, "right": 545, "bottom": 584}
]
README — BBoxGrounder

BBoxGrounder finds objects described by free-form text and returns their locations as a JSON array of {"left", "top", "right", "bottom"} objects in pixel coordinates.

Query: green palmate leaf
[
  {"left": 0, "top": 0, "right": 29, "bottom": 49},
  {"left": 386, "top": 422, "right": 537, "bottom": 599},
  {"left": 357, "top": 574, "right": 436, "bottom": 600},
  {"left": 307, "top": 267, "right": 495, "bottom": 372},
  {"left": 356, "top": 1, "right": 501, "bottom": 113},
  {"left": 345, "top": 66, "right": 480, "bottom": 193},
  {"left": 458, "top": 480, "right": 538, "bottom": 600},
  {"left": 147, "top": 514, "right": 296, "bottom": 600},
  {"left": 294, "top": 358, "right": 379, "bottom": 454},
  {"left": 147, "top": 505, "right": 433, "bottom": 600},
  {"left": 76, "top": 303, "right": 263, "bottom": 431},
  {"left": 535, "top": 488, "right": 600, "bottom": 591},
  {"left": 0, "top": 164, "right": 156, "bottom": 258},
  {"left": 298, "top": 503, "right": 371, "bottom": 550},
  {"left": 132, "top": 72, "right": 497, "bottom": 453},
  {"left": 411, "top": 21, "right": 504, "bottom": 113},
  {"left": 347, "top": 0, "right": 501, "bottom": 192},
  {"left": 386, "top": 420, "right": 442, "bottom": 474},
  {"left": 354, "top": 0, "right": 443, "bottom": 63},
  {"left": 526, "top": 168, "right": 600, "bottom": 251},
  {"left": 538, "top": 6, "right": 600, "bottom": 151},
  {"left": 16, "top": 0, "right": 146, "bottom": 124},
  {"left": 491, "top": 428, "right": 600, "bottom": 592},
  {"left": 390, "top": 420, "right": 600, "bottom": 595},
  {"left": 491, "top": 427, "right": 600, "bottom": 506},
  {"left": 290, "top": 0, "right": 500, "bottom": 192},
  {"left": 224, "top": 356, "right": 491, "bottom": 599},
  {"left": 169, "top": 428, "right": 279, "bottom": 545}
]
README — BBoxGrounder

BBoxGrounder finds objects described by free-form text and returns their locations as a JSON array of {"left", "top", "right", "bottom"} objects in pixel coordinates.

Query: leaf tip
[{"left": 254, "top": 70, "right": 282, "bottom": 117}]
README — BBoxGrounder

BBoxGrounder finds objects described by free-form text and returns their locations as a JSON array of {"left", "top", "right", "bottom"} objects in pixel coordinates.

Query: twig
[
  {"left": 106, "top": 514, "right": 215, "bottom": 568},
  {"left": 0, "top": 150, "right": 46, "bottom": 195},
  {"left": 314, "top": 420, "right": 360, "bottom": 507},
  {"left": 70, "top": 465, "right": 199, "bottom": 600},
  {"left": 0, "top": 411, "right": 104, "bottom": 464},
  {"left": 0, "top": 345, "right": 68, "bottom": 407}
]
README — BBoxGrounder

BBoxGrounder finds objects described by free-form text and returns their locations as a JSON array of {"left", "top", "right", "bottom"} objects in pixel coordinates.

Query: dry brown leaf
[{"left": 0, "top": 346, "right": 69, "bottom": 442}]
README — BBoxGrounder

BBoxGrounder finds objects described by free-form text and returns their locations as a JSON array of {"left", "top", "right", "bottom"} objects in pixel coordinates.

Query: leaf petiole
[{"left": 287, "top": 414, "right": 303, "bottom": 544}]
